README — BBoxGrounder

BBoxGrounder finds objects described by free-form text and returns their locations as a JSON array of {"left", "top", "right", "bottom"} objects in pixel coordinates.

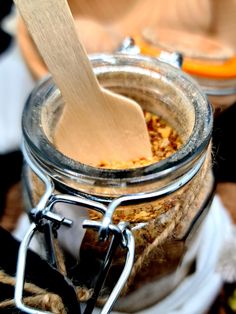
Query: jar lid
[{"left": 134, "top": 28, "right": 236, "bottom": 79}]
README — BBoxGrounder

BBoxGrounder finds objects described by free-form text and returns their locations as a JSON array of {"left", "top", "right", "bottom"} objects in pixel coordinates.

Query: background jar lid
[{"left": 134, "top": 28, "right": 236, "bottom": 79}]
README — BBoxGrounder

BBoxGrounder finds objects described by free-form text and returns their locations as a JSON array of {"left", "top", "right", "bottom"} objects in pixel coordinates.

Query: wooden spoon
[{"left": 14, "top": 0, "right": 152, "bottom": 166}]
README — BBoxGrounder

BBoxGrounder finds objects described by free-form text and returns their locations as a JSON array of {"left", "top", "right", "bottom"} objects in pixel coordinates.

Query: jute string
[
  {"left": 0, "top": 269, "right": 93, "bottom": 312},
  {"left": 0, "top": 241, "right": 93, "bottom": 312},
  {"left": 54, "top": 238, "right": 67, "bottom": 276},
  {"left": 0, "top": 270, "right": 67, "bottom": 313},
  {"left": 121, "top": 148, "right": 212, "bottom": 296},
  {"left": 53, "top": 239, "right": 94, "bottom": 302}
]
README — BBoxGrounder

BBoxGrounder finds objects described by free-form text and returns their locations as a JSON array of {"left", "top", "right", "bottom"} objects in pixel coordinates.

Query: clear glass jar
[
  {"left": 124, "top": 29, "right": 236, "bottom": 115},
  {"left": 192, "top": 74, "right": 236, "bottom": 114},
  {"left": 21, "top": 54, "right": 213, "bottom": 312}
]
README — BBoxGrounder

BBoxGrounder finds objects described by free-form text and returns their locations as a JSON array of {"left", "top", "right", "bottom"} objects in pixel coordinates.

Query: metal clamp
[
  {"left": 14, "top": 223, "right": 47, "bottom": 314},
  {"left": 15, "top": 200, "right": 134, "bottom": 314},
  {"left": 17, "top": 141, "right": 206, "bottom": 313},
  {"left": 14, "top": 211, "right": 74, "bottom": 314},
  {"left": 117, "top": 36, "right": 183, "bottom": 68},
  {"left": 116, "top": 37, "right": 141, "bottom": 55},
  {"left": 158, "top": 51, "right": 183, "bottom": 68},
  {"left": 15, "top": 143, "right": 135, "bottom": 314},
  {"left": 82, "top": 220, "right": 135, "bottom": 314}
]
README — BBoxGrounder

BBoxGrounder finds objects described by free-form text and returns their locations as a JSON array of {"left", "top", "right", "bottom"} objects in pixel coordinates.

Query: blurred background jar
[
  {"left": 129, "top": 28, "right": 236, "bottom": 115},
  {"left": 115, "top": 0, "right": 236, "bottom": 115},
  {"left": 16, "top": 0, "right": 236, "bottom": 115}
]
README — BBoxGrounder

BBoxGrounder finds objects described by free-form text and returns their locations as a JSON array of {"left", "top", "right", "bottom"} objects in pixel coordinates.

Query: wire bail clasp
[{"left": 82, "top": 219, "right": 135, "bottom": 314}]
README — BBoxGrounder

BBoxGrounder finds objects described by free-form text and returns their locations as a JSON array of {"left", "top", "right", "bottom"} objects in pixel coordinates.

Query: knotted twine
[
  {"left": 0, "top": 239, "right": 93, "bottom": 313},
  {"left": 0, "top": 269, "right": 66, "bottom": 313}
]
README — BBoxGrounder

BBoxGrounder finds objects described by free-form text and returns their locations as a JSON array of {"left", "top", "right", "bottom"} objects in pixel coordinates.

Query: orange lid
[{"left": 133, "top": 29, "right": 236, "bottom": 79}]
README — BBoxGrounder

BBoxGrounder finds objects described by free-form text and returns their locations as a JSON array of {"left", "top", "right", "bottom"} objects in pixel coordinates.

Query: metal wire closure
[
  {"left": 116, "top": 37, "right": 141, "bottom": 55},
  {"left": 14, "top": 143, "right": 135, "bottom": 314},
  {"left": 117, "top": 36, "right": 183, "bottom": 69},
  {"left": 15, "top": 223, "right": 47, "bottom": 314},
  {"left": 82, "top": 221, "right": 134, "bottom": 314}
]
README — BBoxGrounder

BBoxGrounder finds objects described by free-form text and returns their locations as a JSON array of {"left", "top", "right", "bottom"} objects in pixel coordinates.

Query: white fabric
[{"left": 0, "top": 40, "right": 35, "bottom": 153}]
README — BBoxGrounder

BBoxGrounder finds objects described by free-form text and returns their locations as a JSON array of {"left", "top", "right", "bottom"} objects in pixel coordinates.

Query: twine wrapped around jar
[
  {"left": 114, "top": 147, "right": 213, "bottom": 312},
  {"left": 0, "top": 270, "right": 66, "bottom": 313}
]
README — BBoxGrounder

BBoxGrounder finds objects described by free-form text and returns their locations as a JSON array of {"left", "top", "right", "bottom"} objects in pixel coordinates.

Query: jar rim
[{"left": 22, "top": 54, "right": 212, "bottom": 187}]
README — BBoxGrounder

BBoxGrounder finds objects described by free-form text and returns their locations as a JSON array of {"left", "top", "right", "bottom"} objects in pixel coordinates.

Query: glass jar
[
  {"left": 19, "top": 54, "right": 213, "bottom": 313},
  {"left": 120, "top": 29, "right": 236, "bottom": 115}
]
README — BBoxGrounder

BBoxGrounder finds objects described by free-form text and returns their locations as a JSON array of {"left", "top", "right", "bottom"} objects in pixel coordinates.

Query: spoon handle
[{"left": 14, "top": 0, "right": 101, "bottom": 104}]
